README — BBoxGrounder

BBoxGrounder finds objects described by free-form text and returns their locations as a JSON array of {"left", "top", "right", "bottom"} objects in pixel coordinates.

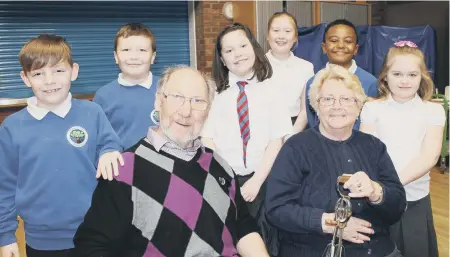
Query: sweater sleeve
[
  {"left": 265, "top": 143, "right": 325, "bottom": 235},
  {"left": 0, "top": 122, "right": 19, "bottom": 246},
  {"left": 367, "top": 80, "right": 379, "bottom": 98},
  {"left": 72, "top": 179, "right": 133, "bottom": 256},
  {"left": 94, "top": 104, "right": 123, "bottom": 160},
  {"left": 233, "top": 174, "right": 260, "bottom": 241},
  {"left": 304, "top": 78, "right": 317, "bottom": 128},
  {"left": 92, "top": 90, "right": 104, "bottom": 108},
  {"left": 368, "top": 138, "right": 407, "bottom": 225}
]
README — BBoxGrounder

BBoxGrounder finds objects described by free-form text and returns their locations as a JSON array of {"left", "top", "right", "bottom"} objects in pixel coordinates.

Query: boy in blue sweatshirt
[
  {"left": 94, "top": 23, "right": 160, "bottom": 150},
  {"left": 0, "top": 34, "right": 123, "bottom": 257},
  {"left": 293, "top": 19, "right": 378, "bottom": 132}
]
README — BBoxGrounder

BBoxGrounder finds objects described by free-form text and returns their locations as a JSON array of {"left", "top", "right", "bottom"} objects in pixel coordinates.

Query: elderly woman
[{"left": 265, "top": 65, "right": 407, "bottom": 257}]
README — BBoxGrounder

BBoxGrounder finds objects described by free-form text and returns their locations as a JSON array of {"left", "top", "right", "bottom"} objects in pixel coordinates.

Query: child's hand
[
  {"left": 240, "top": 177, "right": 263, "bottom": 202},
  {"left": 0, "top": 242, "right": 20, "bottom": 257},
  {"left": 96, "top": 151, "right": 124, "bottom": 181}
]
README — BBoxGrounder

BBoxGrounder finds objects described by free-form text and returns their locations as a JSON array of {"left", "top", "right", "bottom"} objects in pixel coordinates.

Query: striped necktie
[{"left": 237, "top": 81, "right": 250, "bottom": 168}]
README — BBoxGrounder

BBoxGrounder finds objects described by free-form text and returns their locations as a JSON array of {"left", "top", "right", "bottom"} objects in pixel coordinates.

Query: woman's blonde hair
[
  {"left": 309, "top": 65, "right": 367, "bottom": 112},
  {"left": 377, "top": 46, "right": 434, "bottom": 101}
]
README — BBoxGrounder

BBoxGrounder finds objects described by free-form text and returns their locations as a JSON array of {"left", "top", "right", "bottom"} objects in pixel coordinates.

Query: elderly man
[{"left": 71, "top": 65, "right": 269, "bottom": 257}]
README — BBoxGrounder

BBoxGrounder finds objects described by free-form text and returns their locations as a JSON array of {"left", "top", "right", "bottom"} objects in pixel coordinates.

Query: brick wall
[{"left": 195, "top": 1, "right": 232, "bottom": 74}]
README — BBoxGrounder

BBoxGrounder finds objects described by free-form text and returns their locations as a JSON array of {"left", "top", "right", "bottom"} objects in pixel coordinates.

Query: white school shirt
[
  {"left": 360, "top": 94, "right": 446, "bottom": 201},
  {"left": 117, "top": 72, "right": 153, "bottom": 89},
  {"left": 27, "top": 93, "right": 72, "bottom": 120},
  {"left": 201, "top": 72, "right": 293, "bottom": 176},
  {"left": 266, "top": 51, "right": 315, "bottom": 117},
  {"left": 325, "top": 59, "right": 357, "bottom": 74}
]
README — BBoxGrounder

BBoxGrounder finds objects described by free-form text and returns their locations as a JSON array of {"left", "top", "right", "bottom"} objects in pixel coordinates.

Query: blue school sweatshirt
[
  {"left": 0, "top": 99, "right": 121, "bottom": 250},
  {"left": 93, "top": 76, "right": 159, "bottom": 150},
  {"left": 305, "top": 66, "right": 378, "bottom": 130}
]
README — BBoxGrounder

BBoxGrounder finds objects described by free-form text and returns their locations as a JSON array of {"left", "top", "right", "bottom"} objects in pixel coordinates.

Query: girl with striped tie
[{"left": 201, "top": 23, "right": 292, "bottom": 221}]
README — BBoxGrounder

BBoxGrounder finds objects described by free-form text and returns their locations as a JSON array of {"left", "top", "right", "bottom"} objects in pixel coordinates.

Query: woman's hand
[
  {"left": 342, "top": 217, "right": 374, "bottom": 244},
  {"left": 321, "top": 214, "right": 374, "bottom": 244},
  {"left": 343, "top": 171, "right": 382, "bottom": 202}
]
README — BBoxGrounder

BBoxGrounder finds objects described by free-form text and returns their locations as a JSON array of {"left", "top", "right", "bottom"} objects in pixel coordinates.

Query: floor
[{"left": 3, "top": 168, "right": 449, "bottom": 257}]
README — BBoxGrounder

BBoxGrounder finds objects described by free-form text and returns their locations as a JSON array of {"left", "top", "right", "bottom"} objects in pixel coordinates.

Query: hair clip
[{"left": 394, "top": 40, "right": 418, "bottom": 48}]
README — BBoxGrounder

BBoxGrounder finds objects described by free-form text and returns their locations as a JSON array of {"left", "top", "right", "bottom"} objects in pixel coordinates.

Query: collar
[
  {"left": 326, "top": 59, "right": 357, "bottom": 74},
  {"left": 26, "top": 93, "right": 72, "bottom": 120},
  {"left": 386, "top": 93, "right": 422, "bottom": 107},
  {"left": 146, "top": 126, "right": 203, "bottom": 155},
  {"left": 266, "top": 50, "right": 295, "bottom": 66},
  {"left": 228, "top": 71, "right": 257, "bottom": 89},
  {"left": 117, "top": 72, "right": 153, "bottom": 89}
]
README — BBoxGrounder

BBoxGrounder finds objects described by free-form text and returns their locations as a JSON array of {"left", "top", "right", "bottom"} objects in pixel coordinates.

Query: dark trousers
[{"left": 26, "top": 245, "right": 72, "bottom": 257}]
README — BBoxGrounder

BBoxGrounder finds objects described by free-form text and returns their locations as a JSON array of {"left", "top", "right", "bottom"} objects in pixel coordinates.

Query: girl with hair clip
[
  {"left": 201, "top": 23, "right": 292, "bottom": 225},
  {"left": 360, "top": 41, "right": 445, "bottom": 257},
  {"left": 265, "top": 12, "right": 314, "bottom": 125}
]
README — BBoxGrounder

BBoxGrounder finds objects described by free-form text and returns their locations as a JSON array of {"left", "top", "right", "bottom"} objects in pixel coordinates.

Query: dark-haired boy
[{"left": 294, "top": 19, "right": 378, "bottom": 132}]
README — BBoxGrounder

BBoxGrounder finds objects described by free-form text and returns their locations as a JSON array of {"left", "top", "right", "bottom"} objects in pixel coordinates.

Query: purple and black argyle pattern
[{"left": 116, "top": 142, "right": 243, "bottom": 257}]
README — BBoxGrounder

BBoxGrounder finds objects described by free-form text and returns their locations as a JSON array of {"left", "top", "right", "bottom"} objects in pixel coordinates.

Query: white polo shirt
[
  {"left": 27, "top": 93, "right": 72, "bottom": 120},
  {"left": 117, "top": 72, "right": 153, "bottom": 89},
  {"left": 360, "top": 94, "right": 446, "bottom": 201},
  {"left": 201, "top": 72, "right": 293, "bottom": 176},
  {"left": 266, "top": 50, "right": 314, "bottom": 117}
]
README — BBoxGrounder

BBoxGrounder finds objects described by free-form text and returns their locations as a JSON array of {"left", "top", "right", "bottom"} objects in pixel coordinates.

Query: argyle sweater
[{"left": 72, "top": 138, "right": 259, "bottom": 257}]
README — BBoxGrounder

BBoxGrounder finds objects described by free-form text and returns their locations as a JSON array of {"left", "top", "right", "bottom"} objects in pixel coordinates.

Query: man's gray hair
[{"left": 156, "top": 65, "right": 217, "bottom": 104}]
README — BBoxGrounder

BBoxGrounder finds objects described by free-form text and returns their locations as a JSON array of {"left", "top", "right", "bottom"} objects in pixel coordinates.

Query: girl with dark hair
[{"left": 201, "top": 22, "right": 292, "bottom": 223}]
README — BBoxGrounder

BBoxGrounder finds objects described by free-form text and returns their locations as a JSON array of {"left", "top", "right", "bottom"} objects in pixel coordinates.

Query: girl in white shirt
[
  {"left": 360, "top": 41, "right": 445, "bottom": 257},
  {"left": 265, "top": 12, "right": 314, "bottom": 125},
  {"left": 201, "top": 23, "right": 292, "bottom": 221}
]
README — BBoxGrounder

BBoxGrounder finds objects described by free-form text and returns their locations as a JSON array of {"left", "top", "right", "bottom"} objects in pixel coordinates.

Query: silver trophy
[{"left": 323, "top": 175, "right": 353, "bottom": 257}]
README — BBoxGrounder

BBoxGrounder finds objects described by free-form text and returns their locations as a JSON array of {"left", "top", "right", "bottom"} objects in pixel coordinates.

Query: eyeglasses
[
  {"left": 160, "top": 93, "right": 209, "bottom": 111},
  {"left": 317, "top": 96, "right": 358, "bottom": 107}
]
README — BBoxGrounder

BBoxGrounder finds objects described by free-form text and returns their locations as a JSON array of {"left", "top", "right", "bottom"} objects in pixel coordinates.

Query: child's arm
[
  {"left": 241, "top": 138, "right": 282, "bottom": 202},
  {"left": 359, "top": 102, "right": 377, "bottom": 136},
  {"left": 398, "top": 123, "right": 444, "bottom": 185},
  {"left": 0, "top": 124, "right": 19, "bottom": 248},
  {"left": 94, "top": 104, "right": 123, "bottom": 180},
  {"left": 359, "top": 123, "right": 376, "bottom": 136},
  {"left": 241, "top": 91, "right": 292, "bottom": 202},
  {"left": 293, "top": 83, "right": 309, "bottom": 133}
]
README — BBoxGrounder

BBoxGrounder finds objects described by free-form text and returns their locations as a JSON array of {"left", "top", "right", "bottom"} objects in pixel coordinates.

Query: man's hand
[
  {"left": 0, "top": 242, "right": 20, "bottom": 257},
  {"left": 96, "top": 151, "right": 124, "bottom": 181}
]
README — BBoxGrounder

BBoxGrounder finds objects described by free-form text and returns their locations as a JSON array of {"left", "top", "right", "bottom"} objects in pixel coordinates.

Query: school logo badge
[
  {"left": 150, "top": 109, "right": 160, "bottom": 125},
  {"left": 67, "top": 126, "right": 88, "bottom": 147}
]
